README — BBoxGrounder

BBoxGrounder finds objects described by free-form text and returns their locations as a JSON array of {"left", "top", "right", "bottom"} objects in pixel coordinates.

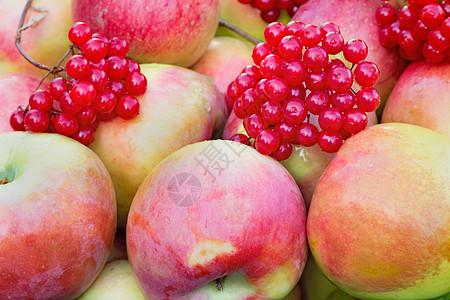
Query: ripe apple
[
  {"left": 0, "top": 131, "right": 116, "bottom": 299},
  {"left": 127, "top": 140, "right": 308, "bottom": 299},
  {"left": 89, "top": 64, "right": 228, "bottom": 228},
  {"left": 292, "top": 0, "right": 407, "bottom": 113},
  {"left": 72, "top": 0, "right": 219, "bottom": 68},
  {"left": 0, "top": 0, "right": 72, "bottom": 76},
  {"left": 307, "top": 123, "right": 450, "bottom": 300},
  {"left": 222, "top": 111, "right": 378, "bottom": 208},
  {"left": 0, "top": 72, "right": 46, "bottom": 133},
  {"left": 191, "top": 36, "right": 254, "bottom": 113},
  {"left": 78, "top": 260, "right": 145, "bottom": 300},
  {"left": 382, "top": 61, "right": 450, "bottom": 138}
]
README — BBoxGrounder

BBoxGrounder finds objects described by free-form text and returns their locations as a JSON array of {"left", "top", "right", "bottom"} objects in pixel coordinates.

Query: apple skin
[
  {"left": 382, "top": 61, "right": 450, "bottom": 138},
  {"left": 0, "top": 0, "right": 72, "bottom": 76},
  {"left": 292, "top": 0, "right": 407, "bottom": 113},
  {"left": 222, "top": 111, "right": 377, "bottom": 208},
  {"left": 78, "top": 260, "right": 145, "bottom": 300},
  {"left": 89, "top": 64, "right": 228, "bottom": 228},
  {"left": 72, "top": 0, "right": 219, "bottom": 68},
  {"left": 0, "top": 132, "right": 116, "bottom": 299},
  {"left": 191, "top": 36, "right": 254, "bottom": 113},
  {"left": 0, "top": 72, "right": 47, "bottom": 133},
  {"left": 127, "top": 140, "right": 308, "bottom": 300},
  {"left": 307, "top": 123, "right": 450, "bottom": 300}
]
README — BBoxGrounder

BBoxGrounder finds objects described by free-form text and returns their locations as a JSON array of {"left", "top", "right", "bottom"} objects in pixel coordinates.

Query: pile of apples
[{"left": 0, "top": 0, "right": 449, "bottom": 300}]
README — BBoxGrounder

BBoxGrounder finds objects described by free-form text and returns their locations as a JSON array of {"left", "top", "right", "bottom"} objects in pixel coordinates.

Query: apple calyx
[
  {"left": 0, "top": 177, "right": 10, "bottom": 185},
  {"left": 216, "top": 276, "right": 225, "bottom": 291}
]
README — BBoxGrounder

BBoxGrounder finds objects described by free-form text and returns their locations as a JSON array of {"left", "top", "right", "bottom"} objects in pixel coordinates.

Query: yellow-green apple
[
  {"left": 0, "top": 72, "right": 46, "bottom": 132},
  {"left": 107, "top": 228, "right": 127, "bottom": 263},
  {"left": 191, "top": 36, "right": 254, "bottom": 113},
  {"left": 0, "top": 132, "right": 116, "bottom": 299},
  {"left": 222, "top": 111, "right": 377, "bottom": 208},
  {"left": 127, "top": 140, "right": 308, "bottom": 299},
  {"left": 72, "top": 0, "right": 219, "bottom": 68},
  {"left": 382, "top": 61, "right": 450, "bottom": 138},
  {"left": 78, "top": 260, "right": 145, "bottom": 300},
  {"left": 89, "top": 64, "right": 228, "bottom": 228},
  {"left": 307, "top": 123, "right": 450, "bottom": 300},
  {"left": 292, "top": 0, "right": 407, "bottom": 113},
  {"left": 0, "top": 0, "right": 72, "bottom": 76}
]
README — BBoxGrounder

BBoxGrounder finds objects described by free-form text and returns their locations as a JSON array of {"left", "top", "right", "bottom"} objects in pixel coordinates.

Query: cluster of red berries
[
  {"left": 10, "top": 22, "right": 147, "bottom": 146},
  {"left": 377, "top": 0, "right": 450, "bottom": 63},
  {"left": 237, "top": 0, "right": 308, "bottom": 23},
  {"left": 227, "top": 21, "right": 381, "bottom": 159}
]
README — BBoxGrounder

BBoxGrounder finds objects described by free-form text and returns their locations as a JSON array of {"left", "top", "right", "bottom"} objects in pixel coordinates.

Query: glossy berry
[
  {"left": 356, "top": 87, "right": 381, "bottom": 112},
  {"left": 320, "top": 22, "right": 340, "bottom": 35},
  {"left": 264, "top": 22, "right": 285, "bottom": 47},
  {"left": 24, "top": 109, "right": 50, "bottom": 132},
  {"left": 240, "top": 89, "right": 259, "bottom": 113},
  {"left": 116, "top": 95, "right": 139, "bottom": 120},
  {"left": 305, "top": 70, "right": 328, "bottom": 91},
  {"left": 284, "top": 20, "right": 305, "bottom": 36},
  {"left": 271, "top": 141, "right": 293, "bottom": 161},
  {"left": 252, "top": 43, "right": 272, "bottom": 65},
  {"left": 376, "top": 4, "right": 397, "bottom": 26},
  {"left": 105, "top": 81, "right": 126, "bottom": 100},
  {"left": 327, "top": 65, "right": 353, "bottom": 93},
  {"left": 10, "top": 110, "right": 26, "bottom": 131},
  {"left": 90, "top": 58, "right": 107, "bottom": 71},
  {"left": 398, "top": 30, "right": 422, "bottom": 51},
  {"left": 278, "top": 36, "right": 303, "bottom": 60},
  {"left": 82, "top": 38, "right": 107, "bottom": 63},
  {"left": 70, "top": 81, "right": 96, "bottom": 106},
  {"left": 306, "top": 91, "right": 330, "bottom": 114},
  {"left": 229, "top": 133, "right": 252, "bottom": 146},
  {"left": 380, "top": 27, "right": 397, "bottom": 48},
  {"left": 300, "top": 24, "right": 322, "bottom": 47},
  {"left": 66, "top": 55, "right": 90, "bottom": 79},
  {"left": 76, "top": 105, "right": 97, "bottom": 125},
  {"left": 288, "top": 85, "right": 307, "bottom": 100},
  {"left": 254, "top": 0, "right": 276, "bottom": 11},
  {"left": 282, "top": 98, "right": 307, "bottom": 125},
  {"left": 414, "top": 20, "right": 431, "bottom": 40},
  {"left": 107, "top": 37, "right": 129, "bottom": 57},
  {"left": 29, "top": 90, "right": 53, "bottom": 112},
  {"left": 93, "top": 90, "right": 117, "bottom": 113},
  {"left": 60, "top": 93, "right": 82, "bottom": 115},
  {"left": 242, "top": 65, "right": 262, "bottom": 81},
  {"left": 303, "top": 46, "right": 329, "bottom": 70},
  {"left": 68, "top": 22, "right": 92, "bottom": 46},
  {"left": 127, "top": 59, "right": 141, "bottom": 73},
  {"left": 422, "top": 42, "right": 447, "bottom": 63},
  {"left": 297, "top": 122, "right": 319, "bottom": 146},
  {"left": 322, "top": 32, "right": 345, "bottom": 55},
  {"left": 398, "top": 6, "right": 420, "bottom": 30},
  {"left": 260, "top": 101, "right": 283, "bottom": 124},
  {"left": 354, "top": 61, "right": 380, "bottom": 87},
  {"left": 92, "top": 33, "right": 109, "bottom": 44},
  {"left": 427, "top": 28, "right": 449, "bottom": 51},
  {"left": 330, "top": 91, "right": 356, "bottom": 112},
  {"left": 343, "top": 39, "right": 368, "bottom": 64},
  {"left": 244, "top": 113, "right": 267, "bottom": 138},
  {"left": 235, "top": 73, "right": 257, "bottom": 94},
  {"left": 233, "top": 96, "right": 246, "bottom": 119},
  {"left": 260, "top": 54, "right": 283, "bottom": 78},
  {"left": 124, "top": 72, "right": 147, "bottom": 96},
  {"left": 255, "top": 129, "right": 280, "bottom": 155},
  {"left": 84, "top": 68, "right": 108, "bottom": 92},
  {"left": 318, "top": 131, "right": 343, "bottom": 153},
  {"left": 264, "top": 78, "right": 289, "bottom": 102},
  {"left": 52, "top": 113, "right": 79, "bottom": 136},
  {"left": 318, "top": 107, "right": 343, "bottom": 131},
  {"left": 107, "top": 56, "right": 129, "bottom": 81},
  {"left": 49, "top": 78, "right": 67, "bottom": 101},
  {"left": 442, "top": 17, "right": 450, "bottom": 38},
  {"left": 281, "top": 59, "right": 307, "bottom": 86},
  {"left": 420, "top": 3, "right": 445, "bottom": 28},
  {"left": 343, "top": 109, "right": 368, "bottom": 134},
  {"left": 71, "top": 125, "right": 95, "bottom": 146},
  {"left": 275, "top": 120, "right": 297, "bottom": 143}
]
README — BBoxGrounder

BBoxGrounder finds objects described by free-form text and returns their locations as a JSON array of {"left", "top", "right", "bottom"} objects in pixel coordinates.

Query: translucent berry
[
  {"left": 255, "top": 129, "right": 280, "bottom": 155},
  {"left": 124, "top": 72, "right": 148, "bottom": 96},
  {"left": 327, "top": 66, "right": 353, "bottom": 93},
  {"left": 264, "top": 22, "right": 285, "bottom": 47},
  {"left": 29, "top": 90, "right": 53, "bottom": 112},
  {"left": 260, "top": 101, "right": 283, "bottom": 124},
  {"left": 420, "top": 3, "right": 445, "bottom": 28},
  {"left": 303, "top": 46, "right": 329, "bottom": 70},
  {"left": 10, "top": 110, "right": 26, "bottom": 131},
  {"left": 260, "top": 54, "right": 284, "bottom": 78},
  {"left": 398, "top": 6, "right": 420, "bottom": 30},
  {"left": 297, "top": 122, "right": 319, "bottom": 146},
  {"left": 376, "top": 4, "right": 397, "bottom": 26},
  {"left": 300, "top": 24, "right": 322, "bottom": 47},
  {"left": 107, "top": 37, "right": 129, "bottom": 57},
  {"left": 252, "top": 43, "right": 272, "bottom": 65},
  {"left": 107, "top": 56, "right": 129, "bottom": 81},
  {"left": 76, "top": 105, "right": 97, "bottom": 125},
  {"left": 318, "top": 107, "right": 343, "bottom": 131},
  {"left": 127, "top": 59, "right": 141, "bottom": 73},
  {"left": 281, "top": 59, "right": 307, "bottom": 85},
  {"left": 66, "top": 55, "right": 90, "bottom": 79},
  {"left": 106, "top": 81, "right": 126, "bottom": 100},
  {"left": 354, "top": 61, "right": 380, "bottom": 87},
  {"left": 68, "top": 22, "right": 92, "bottom": 46},
  {"left": 275, "top": 120, "right": 297, "bottom": 143},
  {"left": 398, "top": 30, "right": 422, "bottom": 51},
  {"left": 49, "top": 78, "right": 67, "bottom": 101},
  {"left": 305, "top": 91, "right": 330, "bottom": 115},
  {"left": 82, "top": 38, "right": 107, "bottom": 63},
  {"left": 343, "top": 39, "right": 368, "bottom": 64},
  {"left": 356, "top": 87, "right": 381, "bottom": 112},
  {"left": 343, "top": 109, "right": 368, "bottom": 134},
  {"left": 24, "top": 109, "right": 50, "bottom": 132},
  {"left": 254, "top": 0, "right": 276, "bottom": 11},
  {"left": 53, "top": 113, "right": 79, "bottom": 136},
  {"left": 427, "top": 28, "right": 449, "bottom": 51},
  {"left": 271, "top": 141, "right": 293, "bottom": 161},
  {"left": 71, "top": 125, "right": 95, "bottom": 146},
  {"left": 322, "top": 32, "right": 345, "bottom": 55},
  {"left": 84, "top": 68, "right": 108, "bottom": 92},
  {"left": 116, "top": 95, "right": 139, "bottom": 120},
  {"left": 305, "top": 70, "right": 328, "bottom": 91},
  {"left": 330, "top": 91, "right": 356, "bottom": 112},
  {"left": 278, "top": 36, "right": 303, "bottom": 60},
  {"left": 93, "top": 90, "right": 117, "bottom": 113},
  {"left": 242, "top": 65, "right": 262, "bottom": 81},
  {"left": 320, "top": 22, "right": 340, "bottom": 35},
  {"left": 70, "top": 81, "right": 96, "bottom": 106},
  {"left": 318, "top": 131, "right": 343, "bottom": 153},
  {"left": 264, "top": 78, "right": 289, "bottom": 102},
  {"left": 422, "top": 42, "right": 447, "bottom": 63},
  {"left": 60, "top": 93, "right": 82, "bottom": 115},
  {"left": 244, "top": 113, "right": 267, "bottom": 138},
  {"left": 229, "top": 133, "right": 252, "bottom": 146},
  {"left": 284, "top": 21, "right": 305, "bottom": 37},
  {"left": 235, "top": 73, "right": 257, "bottom": 94},
  {"left": 282, "top": 98, "right": 308, "bottom": 125}
]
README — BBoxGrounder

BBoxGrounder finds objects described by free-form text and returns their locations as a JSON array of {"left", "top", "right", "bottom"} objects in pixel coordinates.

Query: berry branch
[{"left": 219, "top": 18, "right": 264, "bottom": 44}]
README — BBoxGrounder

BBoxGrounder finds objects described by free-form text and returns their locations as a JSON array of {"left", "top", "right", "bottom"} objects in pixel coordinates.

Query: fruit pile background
[{"left": 0, "top": 0, "right": 449, "bottom": 299}]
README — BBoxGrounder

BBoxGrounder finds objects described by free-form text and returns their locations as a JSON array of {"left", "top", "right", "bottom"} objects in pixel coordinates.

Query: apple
[
  {"left": 307, "top": 123, "right": 450, "bottom": 300},
  {"left": 78, "top": 260, "right": 145, "bottom": 300},
  {"left": 0, "top": 72, "right": 47, "bottom": 133},
  {"left": 0, "top": 0, "right": 72, "bottom": 76},
  {"left": 72, "top": 0, "right": 219, "bottom": 68},
  {"left": 0, "top": 131, "right": 116, "bottom": 299},
  {"left": 107, "top": 228, "right": 127, "bottom": 263},
  {"left": 191, "top": 36, "right": 255, "bottom": 113},
  {"left": 382, "top": 61, "right": 450, "bottom": 138},
  {"left": 222, "top": 111, "right": 378, "bottom": 208},
  {"left": 127, "top": 140, "right": 308, "bottom": 299},
  {"left": 89, "top": 63, "right": 228, "bottom": 228},
  {"left": 292, "top": 0, "right": 407, "bottom": 113}
]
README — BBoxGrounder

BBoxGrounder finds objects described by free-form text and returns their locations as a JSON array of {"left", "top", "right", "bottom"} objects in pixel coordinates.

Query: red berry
[
  {"left": 252, "top": 43, "right": 272, "bottom": 65},
  {"left": 281, "top": 59, "right": 307, "bottom": 85},
  {"left": 24, "top": 109, "right": 50, "bottom": 132},
  {"left": 97, "top": 111, "right": 117, "bottom": 122},
  {"left": 398, "top": 47, "right": 423, "bottom": 61},
  {"left": 420, "top": 3, "right": 445, "bottom": 28},
  {"left": 92, "top": 33, "right": 109, "bottom": 44},
  {"left": 320, "top": 22, "right": 340, "bottom": 35},
  {"left": 260, "top": 8, "right": 280, "bottom": 24},
  {"left": 414, "top": 20, "right": 431, "bottom": 40},
  {"left": 354, "top": 61, "right": 380, "bottom": 87},
  {"left": 398, "top": 6, "right": 420, "bottom": 30},
  {"left": 288, "top": 85, "right": 307, "bottom": 100},
  {"left": 260, "top": 101, "right": 283, "bottom": 124},
  {"left": 10, "top": 110, "right": 26, "bottom": 131},
  {"left": 356, "top": 87, "right": 381, "bottom": 112},
  {"left": 422, "top": 42, "right": 447, "bottom": 63},
  {"left": 398, "top": 30, "right": 422, "bottom": 51},
  {"left": 343, "top": 39, "right": 368, "bottom": 64},
  {"left": 227, "top": 82, "right": 240, "bottom": 101},
  {"left": 90, "top": 58, "right": 107, "bottom": 71},
  {"left": 376, "top": 4, "right": 397, "bottom": 26},
  {"left": 244, "top": 113, "right": 267, "bottom": 138},
  {"left": 29, "top": 90, "right": 53, "bottom": 112},
  {"left": 93, "top": 90, "right": 117, "bottom": 113},
  {"left": 238, "top": 0, "right": 252, "bottom": 4},
  {"left": 427, "top": 27, "right": 449, "bottom": 51},
  {"left": 303, "top": 46, "right": 329, "bottom": 70},
  {"left": 380, "top": 26, "right": 397, "bottom": 48},
  {"left": 52, "top": 113, "right": 79, "bottom": 136},
  {"left": 327, "top": 66, "right": 353, "bottom": 93},
  {"left": 305, "top": 91, "right": 330, "bottom": 114},
  {"left": 66, "top": 55, "right": 90, "bottom": 79},
  {"left": 76, "top": 105, "right": 97, "bottom": 125},
  {"left": 71, "top": 125, "right": 95, "bottom": 146},
  {"left": 330, "top": 91, "right": 356, "bottom": 112},
  {"left": 324, "top": 58, "right": 345, "bottom": 73},
  {"left": 60, "top": 93, "right": 82, "bottom": 115},
  {"left": 387, "top": 21, "right": 401, "bottom": 46},
  {"left": 233, "top": 96, "right": 246, "bottom": 119},
  {"left": 107, "top": 56, "right": 129, "bottom": 81},
  {"left": 284, "top": 21, "right": 305, "bottom": 37},
  {"left": 287, "top": 6, "right": 299, "bottom": 17},
  {"left": 275, "top": 120, "right": 297, "bottom": 143},
  {"left": 107, "top": 37, "right": 129, "bottom": 57},
  {"left": 278, "top": 36, "right": 303, "bottom": 60},
  {"left": 82, "top": 38, "right": 107, "bottom": 63},
  {"left": 264, "top": 78, "right": 289, "bottom": 102},
  {"left": 300, "top": 24, "right": 322, "bottom": 47},
  {"left": 229, "top": 133, "right": 252, "bottom": 146},
  {"left": 84, "top": 68, "right": 108, "bottom": 92},
  {"left": 242, "top": 65, "right": 262, "bottom": 81},
  {"left": 70, "top": 81, "right": 96, "bottom": 106},
  {"left": 127, "top": 59, "right": 141, "bottom": 73},
  {"left": 254, "top": 0, "right": 276, "bottom": 11},
  {"left": 297, "top": 122, "right": 319, "bottom": 146},
  {"left": 68, "top": 22, "right": 92, "bottom": 46},
  {"left": 124, "top": 72, "right": 148, "bottom": 96},
  {"left": 235, "top": 73, "right": 257, "bottom": 94},
  {"left": 271, "top": 141, "right": 293, "bottom": 161},
  {"left": 240, "top": 89, "right": 259, "bottom": 113},
  {"left": 318, "top": 107, "right": 343, "bottom": 131},
  {"left": 276, "top": 0, "right": 293, "bottom": 10},
  {"left": 322, "top": 32, "right": 345, "bottom": 55},
  {"left": 49, "top": 78, "right": 67, "bottom": 101},
  {"left": 264, "top": 22, "right": 285, "bottom": 47},
  {"left": 105, "top": 81, "right": 126, "bottom": 100},
  {"left": 305, "top": 70, "right": 328, "bottom": 91},
  {"left": 343, "top": 109, "right": 368, "bottom": 134},
  {"left": 255, "top": 129, "right": 280, "bottom": 155},
  {"left": 116, "top": 95, "right": 139, "bottom": 120},
  {"left": 318, "top": 131, "right": 343, "bottom": 153},
  {"left": 260, "top": 54, "right": 283, "bottom": 78},
  {"left": 282, "top": 98, "right": 307, "bottom": 125},
  {"left": 442, "top": 17, "right": 450, "bottom": 38}
]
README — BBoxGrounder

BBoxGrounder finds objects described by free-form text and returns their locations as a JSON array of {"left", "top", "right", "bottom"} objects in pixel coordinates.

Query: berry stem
[{"left": 219, "top": 18, "right": 263, "bottom": 44}]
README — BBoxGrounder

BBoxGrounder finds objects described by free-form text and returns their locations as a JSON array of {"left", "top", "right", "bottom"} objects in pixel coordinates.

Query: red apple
[
  {"left": 0, "top": 131, "right": 116, "bottom": 299},
  {"left": 127, "top": 140, "right": 308, "bottom": 299},
  {"left": 191, "top": 36, "right": 254, "bottom": 113},
  {"left": 382, "top": 61, "right": 450, "bottom": 138},
  {"left": 72, "top": 0, "right": 219, "bottom": 68},
  {"left": 0, "top": 72, "right": 47, "bottom": 133},
  {"left": 307, "top": 123, "right": 450, "bottom": 300},
  {"left": 0, "top": 0, "right": 72, "bottom": 76},
  {"left": 292, "top": 0, "right": 407, "bottom": 113},
  {"left": 89, "top": 64, "right": 228, "bottom": 228}
]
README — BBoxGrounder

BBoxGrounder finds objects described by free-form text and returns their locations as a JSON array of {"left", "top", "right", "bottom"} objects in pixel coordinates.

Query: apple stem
[
  {"left": 0, "top": 177, "right": 10, "bottom": 185},
  {"left": 219, "top": 18, "right": 263, "bottom": 45},
  {"left": 15, "top": 0, "right": 65, "bottom": 74},
  {"left": 215, "top": 277, "right": 225, "bottom": 291}
]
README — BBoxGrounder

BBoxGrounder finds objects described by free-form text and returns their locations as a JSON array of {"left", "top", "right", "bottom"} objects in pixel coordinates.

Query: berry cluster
[
  {"left": 377, "top": 0, "right": 450, "bottom": 63},
  {"left": 10, "top": 22, "right": 147, "bottom": 146},
  {"left": 237, "top": 0, "right": 309, "bottom": 23},
  {"left": 227, "top": 21, "right": 381, "bottom": 159}
]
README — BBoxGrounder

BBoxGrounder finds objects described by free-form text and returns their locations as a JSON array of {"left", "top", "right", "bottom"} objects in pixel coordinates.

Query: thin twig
[{"left": 219, "top": 18, "right": 264, "bottom": 45}]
